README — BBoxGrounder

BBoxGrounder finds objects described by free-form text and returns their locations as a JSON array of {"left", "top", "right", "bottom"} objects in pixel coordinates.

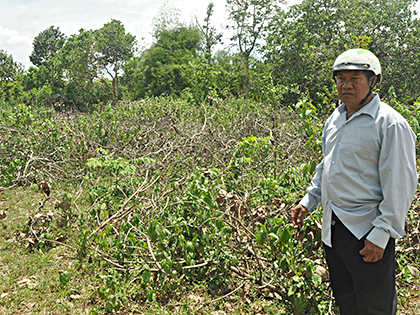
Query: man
[{"left": 292, "top": 49, "right": 417, "bottom": 314}]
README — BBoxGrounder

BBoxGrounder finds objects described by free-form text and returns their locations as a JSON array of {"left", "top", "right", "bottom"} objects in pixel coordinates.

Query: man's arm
[
  {"left": 292, "top": 158, "right": 324, "bottom": 227},
  {"left": 359, "top": 240, "right": 385, "bottom": 263},
  {"left": 292, "top": 204, "right": 308, "bottom": 228},
  {"left": 366, "top": 121, "right": 417, "bottom": 250}
]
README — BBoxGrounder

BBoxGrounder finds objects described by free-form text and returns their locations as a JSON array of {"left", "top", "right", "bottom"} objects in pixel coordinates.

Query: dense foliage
[{"left": 265, "top": 0, "right": 420, "bottom": 105}]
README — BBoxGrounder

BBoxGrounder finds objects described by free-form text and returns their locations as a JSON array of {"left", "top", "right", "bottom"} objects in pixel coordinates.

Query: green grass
[{"left": 0, "top": 186, "right": 95, "bottom": 314}]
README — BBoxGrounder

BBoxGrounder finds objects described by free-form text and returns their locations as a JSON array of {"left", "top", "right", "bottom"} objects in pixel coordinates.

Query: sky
[
  {"left": 0, "top": 0, "right": 419, "bottom": 70},
  {"left": 0, "top": 0, "right": 304, "bottom": 70}
]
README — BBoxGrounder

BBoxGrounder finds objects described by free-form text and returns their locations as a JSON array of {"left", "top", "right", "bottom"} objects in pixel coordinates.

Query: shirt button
[{"left": 332, "top": 161, "right": 335, "bottom": 165}]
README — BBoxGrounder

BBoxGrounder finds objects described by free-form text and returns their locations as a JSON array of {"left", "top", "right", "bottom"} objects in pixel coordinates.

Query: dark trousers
[{"left": 324, "top": 213, "right": 397, "bottom": 315}]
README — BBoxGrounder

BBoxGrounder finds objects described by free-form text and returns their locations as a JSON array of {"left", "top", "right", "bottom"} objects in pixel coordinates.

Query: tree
[
  {"left": 58, "top": 29, "right": 106, "bottom": 109},
  {"left": 226, "top": 0, "right": 285, "bottom": 99},
  {"left": 94, "top": 19, "right": 137, "bottom": 105},
  {"left": 0, "top": 50, "right": 24, "bottom": 101},
  {"left": 264, "top": 0, "right": 420, "bottom": 105},
  {"left": 127, "top": 25, "right": 203, "bottom": 98},
  {"left": 30, "top": 26, "right": 66, "bottom": 67},
  {"left": 0, "top": 50, "right": 22, "bottom": 82},
  {"left": 152, "top": 0, "right": 182, "bottom": 37},
  {"left": 196, "top": 2, "right": 223, "bottom": 65}
]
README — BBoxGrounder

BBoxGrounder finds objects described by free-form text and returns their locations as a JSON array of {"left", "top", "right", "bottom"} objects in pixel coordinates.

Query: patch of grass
[{"left": 0, "top": 186, "right": 96, "bottom": 314}]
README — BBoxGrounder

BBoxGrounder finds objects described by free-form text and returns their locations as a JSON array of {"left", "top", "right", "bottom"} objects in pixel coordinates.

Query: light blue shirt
[{"left": 300, "top": 94, "right": 417, "bottom": 249}]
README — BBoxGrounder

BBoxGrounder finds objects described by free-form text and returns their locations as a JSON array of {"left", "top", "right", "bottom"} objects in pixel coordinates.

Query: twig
[
  {"left": 230, "top": 265, "right": 287, "bottom": 301},
  {"left": 95, "top": 250, "right": 125, "bottom": 269},
  {"left": 199, "top": 281, "right": 245, "bottom": 308},
  {"left": 190, "top": 103, "right": 207, "bottom": 141},
  {"left": 0, "top": 184, "right": 17, "bottom": 192},
  {"left": 253, "top": 267, "right": 279, "bottom": 289},
  {"left": 89, "top": 173, "right": 159, "bottom": 238},
  {"left": 184, "top": 191, "right": 257, "bottom": 239},
  {"left": 127, "top": 222, "right": 169, "bottom": 276},
  {"left": 37, "top": 237, "right": 77, "bottom": 251},
  {"left": 182, "top": 260, "right": 214, "bottom": 270},
  {"left": 328, "top": 289, "right": 335, "bottom": 314}
]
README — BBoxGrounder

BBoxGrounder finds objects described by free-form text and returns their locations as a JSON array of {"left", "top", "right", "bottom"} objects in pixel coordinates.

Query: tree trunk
[
  {"left": 113, "top": 60, "right": 119, "bottom": 105},
  {"left": 245, "top": 54, "right": 250, "bottom": 99}
]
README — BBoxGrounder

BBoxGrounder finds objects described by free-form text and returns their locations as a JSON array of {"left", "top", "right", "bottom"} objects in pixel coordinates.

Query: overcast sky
[
  {"left": 0, "top": 0, "right": 305, "bottom": 69},
  {"left": 1, "top": 0, "right": 418, "bottom": 70}
]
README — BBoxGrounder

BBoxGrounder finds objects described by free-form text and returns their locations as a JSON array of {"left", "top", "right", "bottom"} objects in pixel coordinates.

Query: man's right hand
[{"left": 291, "top": 204, "right": 308, "bottom": 228}]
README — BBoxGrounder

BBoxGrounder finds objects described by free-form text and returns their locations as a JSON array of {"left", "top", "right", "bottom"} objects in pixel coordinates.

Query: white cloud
[{"left": 0, "top": 25, "right": 31, "bottom": 46}]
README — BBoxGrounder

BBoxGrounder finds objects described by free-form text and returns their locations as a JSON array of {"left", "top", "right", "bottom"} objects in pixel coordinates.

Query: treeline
[{"left": 1, "top": 0, "right": 420, "bottom": 111}]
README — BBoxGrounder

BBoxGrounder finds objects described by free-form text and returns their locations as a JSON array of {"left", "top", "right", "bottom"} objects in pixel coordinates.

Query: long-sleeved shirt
[{"left": 300, "top": 94, "right": 417, "bottom": 249}]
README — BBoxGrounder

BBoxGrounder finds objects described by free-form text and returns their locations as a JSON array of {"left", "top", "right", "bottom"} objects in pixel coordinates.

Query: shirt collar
[{"left": 337, "top": 94, "right": 380, "bottom": 119}]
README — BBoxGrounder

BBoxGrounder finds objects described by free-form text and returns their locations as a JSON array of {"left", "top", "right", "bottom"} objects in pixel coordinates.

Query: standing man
[{"left": 292, "top": 49, "right": 417, "bottom": 314}]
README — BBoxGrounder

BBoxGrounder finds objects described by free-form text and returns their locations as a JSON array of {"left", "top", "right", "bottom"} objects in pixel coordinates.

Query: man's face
[{"left": 335, "top": 70, "right": 372, "bottom": 107}]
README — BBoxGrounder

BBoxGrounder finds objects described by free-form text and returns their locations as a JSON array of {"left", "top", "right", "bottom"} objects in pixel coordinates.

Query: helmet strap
[
  {"left": 358, "top": 75, "right": 376, "bottom": 106},
  {"left": 358, "top": 88, "right": 372, "bottom": 106}
]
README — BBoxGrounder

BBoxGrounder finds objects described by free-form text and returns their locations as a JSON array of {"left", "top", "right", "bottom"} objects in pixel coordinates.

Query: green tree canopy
[
  {"left": 0, "top": 50, "right": 22, "bottom": 82},
  {"left": 152, "top": 0, "right": 182, "bottom": 37},
  {"left": 0, "top": 50, "right": 24, "bottom": 101},
  {"left": 126, "top": 25, "right": 203, "bottom": 98},
  {"left": 227, "top": 0, "right": 285, "bottom": 99},
  {"left": 93, "top": 19, "right": 137, "bottom": 104},
  {"left": 30, "top": 26, "right": 66, "bottom": 67},
  {"left": 265, "top": 0, "right": 420, "bottom": 105},
  {"left": 196, "top": 2, "right": 223, "bottom": 65}
]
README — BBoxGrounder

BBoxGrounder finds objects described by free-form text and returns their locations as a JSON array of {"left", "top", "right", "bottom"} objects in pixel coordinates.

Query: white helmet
[{"left": 333, "top": 48, "right": 382, "bottom": 83}]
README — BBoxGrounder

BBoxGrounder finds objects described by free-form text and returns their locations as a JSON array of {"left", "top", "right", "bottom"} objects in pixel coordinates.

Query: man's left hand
[{"left": 359, "top": 240, "right": 385, "bottom": 263}]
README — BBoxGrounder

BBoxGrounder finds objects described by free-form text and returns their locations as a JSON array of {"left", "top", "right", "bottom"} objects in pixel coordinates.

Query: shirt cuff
[
  {"left": 299, "top": 193, "right": 318, "bottom": 212},
  {"left": 366, "top": 227, "right": 390, "bottom": 249}
]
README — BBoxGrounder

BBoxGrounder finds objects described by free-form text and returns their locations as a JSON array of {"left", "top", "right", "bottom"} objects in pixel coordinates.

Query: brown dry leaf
[
  {"left": 216, "top": 189, "right": 228, "bottom": 205},
  {"left": 58, "top": 201, "right": 71, "bottom": 210},
  {"left": 38, "top": 180, "right": 51, "bottom": 196},
  {"left": 408, "top": 266, "right": 419, "bottom": 276},
  {"left": 69, "top": 294, "right": 82, "bottom": 300},
  {"left": 314, "top": 265, "right": 329, "bottom": 282},
  {"left": 17, "top": 277, "right": 39, "bottom": 289},
  {"left": 24, "top": 301, "right": 37, "bottom": 309},
  {"left": 216, "top": 189, "right": 246, "bottom": 217},
  {"left": 0, "top": 292, "right": 9, "bottom": 299},
  {"left": 187, "top": 294, "right": 203, "bottom": 306},
  {"left": 251, "top": 205, "right": 268, "bottom": 223},
  {"left": 0, "top": 210, "right": 6, "bottom": 220}
]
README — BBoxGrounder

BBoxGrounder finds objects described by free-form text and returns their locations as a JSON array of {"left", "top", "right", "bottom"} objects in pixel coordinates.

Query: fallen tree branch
[
  {"left": 89, "top": 172, "right": 160, "bottom": 239},
  {"left": 127, "top": 222, "right": 169, "bottom": 276}
]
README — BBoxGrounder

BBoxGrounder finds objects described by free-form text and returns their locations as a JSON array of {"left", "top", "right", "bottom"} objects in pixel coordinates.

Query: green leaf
[
  {"left": 256, "top": 224, "right": 268, "bottom": 245},
  {"left": 280, "top": 229, "right": 291, "bottom": 244},
  {"left": 215, "top": 219, "right": 223, "bottom": 230},
  {"left": 186, "top": 241, "right": 195, "bottom": 252},
  {"left": 288, "top": 284, "right": 298, "bottom": 296},
  {"left": 142, "top": 269, "right": 151, "bottom": 285},
  {"left": 312, "top": 273, "right": 322, "bottom": 286},
  {"left": 280, "top": 258, "right": 289, "bottom": 270},
  {"left": 268, "top": 232, "right": 279, "bottom": 241}
]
